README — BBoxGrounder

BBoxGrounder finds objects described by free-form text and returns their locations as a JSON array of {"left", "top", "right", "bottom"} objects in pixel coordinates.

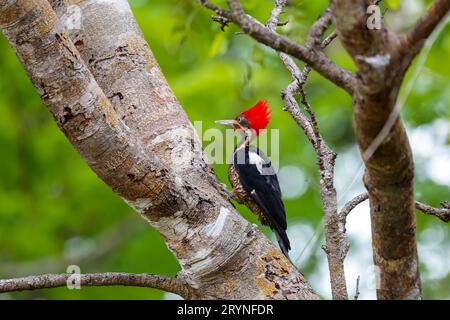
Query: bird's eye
[{"left": 237, "top": 116, "right": 244, "bottom": 123}]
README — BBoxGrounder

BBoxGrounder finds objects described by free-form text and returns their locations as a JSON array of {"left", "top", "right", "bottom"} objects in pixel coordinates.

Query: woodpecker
[{"left": 216, "top": 100, "right": 291, "bottom": 258}]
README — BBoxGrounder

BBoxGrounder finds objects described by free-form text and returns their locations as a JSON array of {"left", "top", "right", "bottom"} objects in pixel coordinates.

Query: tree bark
[
  {"left": 0, "top": 0, "right": 318, "bottom": 299},
  {"left": 330, "top": 0, "right": 428, "bottom": 299},
  {"left": 267, "top": 2, "right": 349, "bottom": 300},
  {"left": 0, "top": 273, "right": 190, "bottom": 298}
]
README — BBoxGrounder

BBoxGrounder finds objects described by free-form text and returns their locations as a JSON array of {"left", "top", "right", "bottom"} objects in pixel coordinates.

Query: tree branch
[
  {"left": 200, "top": 0, "right": 356, "bottom": 94},
  {"left": 330, "top": 0, "right": 391, "bottom": 59},
  {"left": 341, "top": 193, "right": 450, "bottom": 224},
  {"left": 200, "top": 0, "right": 232, "bottom": 19},
  {"left": 400, "top": 0, "right": 450, "bottom": 62},
  {"left": 415, "top": 201, "right": 450, "bottom": 223},
  {"left": 340, "top": 193, "right": 369, "bottom": 218},
  {"left": 306, "top": 7, "right": 333, "bottom": 49},
  {"left": 321, "top": 31, "right": 338, "bottom": 49},
  {"left": 330, "top": 0, "right": 421, "bottom": 300},
  {"left": 0, "top": 273, "right": 190, "bottom": 298},
  {"left": 266, "top": 2, "right": 317, "bottom": 147},
  {"left": 264, "top": 1, "right": 348, "bottom": 300}
]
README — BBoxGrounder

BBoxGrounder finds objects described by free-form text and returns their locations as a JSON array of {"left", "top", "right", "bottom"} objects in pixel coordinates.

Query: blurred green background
[{"left": 0, "top": 0, "right": 449, "bottom": 299}]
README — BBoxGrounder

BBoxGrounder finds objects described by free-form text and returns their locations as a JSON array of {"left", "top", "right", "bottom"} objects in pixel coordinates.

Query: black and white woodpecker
[{"left": 216, "top": 100, "right": 291, "bottom": 258}]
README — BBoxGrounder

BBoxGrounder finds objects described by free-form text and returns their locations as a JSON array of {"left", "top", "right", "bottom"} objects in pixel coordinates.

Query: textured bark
[
  {"left": 0, "top": 273, "right": 190, "bottom": 298},
  {"left": 332, "top": 0, "right": 449, "bottom": 300},
  {"left": 0, "top": 0, "right": 318, "bottom": 299},
  {"left": 268, "top": 3, "right": 349, "bottom": 299},
  {"left": 353, "top": 75, "right": 420, "bottom": 301},
  {"left": 329, "top": 0, "right": 442, "bottom": 300},
  {"left": 318, "top": 149, "right": 348, "bottom": 300},
  {"left": 415, "top": 201, "right": 450, "bottom": 223}
]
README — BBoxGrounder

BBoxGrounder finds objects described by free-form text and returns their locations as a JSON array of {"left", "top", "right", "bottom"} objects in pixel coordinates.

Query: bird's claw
[{"left": 220, "top": 183, "right": 241, "bottom": 203}]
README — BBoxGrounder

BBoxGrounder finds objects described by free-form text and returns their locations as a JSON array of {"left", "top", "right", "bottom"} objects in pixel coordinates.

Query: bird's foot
[{"left": 221, "top": 183, "right": 241, "bottom": 203}]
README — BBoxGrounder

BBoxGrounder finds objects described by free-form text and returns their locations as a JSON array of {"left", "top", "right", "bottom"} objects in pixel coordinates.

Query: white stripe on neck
[{"left": 248, "top": 151, "right": 265, "bottom": 174}]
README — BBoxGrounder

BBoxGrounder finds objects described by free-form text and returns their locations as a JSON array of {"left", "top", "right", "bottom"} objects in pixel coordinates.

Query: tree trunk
[{"left": 330, "top": 0, "right": 421, "bottom": 299}]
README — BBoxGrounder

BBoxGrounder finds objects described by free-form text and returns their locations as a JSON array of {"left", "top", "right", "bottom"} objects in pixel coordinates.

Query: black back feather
[{"left": 233, "top": 145, "right": 291, "bottom": 257}]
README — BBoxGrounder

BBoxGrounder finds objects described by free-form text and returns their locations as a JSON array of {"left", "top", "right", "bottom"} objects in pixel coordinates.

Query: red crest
[{"left": 240, "top": 100, "right": 271, "bottom": 135}]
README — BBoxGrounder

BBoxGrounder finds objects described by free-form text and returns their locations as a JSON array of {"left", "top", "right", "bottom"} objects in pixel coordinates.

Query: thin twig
[
  {"left": 401, "top": 0, "right": 450, "bottom": 56},
  {"left": 199, "top": 0, "right": 232, "bottom": 19},
  {"left": 298, "top": 66, "right": 321, "bottom": 149},
  {"left": 291, "top": 7, "right": 336, "bottom": 151},
  {"left": 266, "top": 1, "right": 319, "bottom": 147},
  {"left": 321, "top": 31, "right": 337, "bottom": 49},
  {"left": 266, "top": 1, "right": 347, "bottom": 300},
  {"left": 340, "top": 193, "right": 369, "bottom": 218},
  {"left": 354, "top": 275, "right": 360, "bottom": 300},
  {"left": 265, "top": 0, "right": 287, "bottom": 30},
  {"left": 340, "top": 192, "right": 450, "bottom": 224},
  {"left": 0, "top": 272, "right": 191, "bottom": 298},
  {"left": 415, "top": 200, "right": 450, "bottom": 223},
  {"left": 212, "top": 16, "right": 231, "bottom": 31},
  {"left": 306, "top": 8, "right": 333, "bottom": 49}
]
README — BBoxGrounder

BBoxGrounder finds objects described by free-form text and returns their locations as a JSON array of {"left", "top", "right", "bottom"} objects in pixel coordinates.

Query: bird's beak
[{"left": 215, "top": 119, "right": 238, "bottom": 127}]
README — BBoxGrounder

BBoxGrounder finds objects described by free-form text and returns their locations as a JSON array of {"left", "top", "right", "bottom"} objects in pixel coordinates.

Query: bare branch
[
  {"left": 199, "top": 0, "right": 232, "bottom": 19},
  {"left": 265, "top": 0, "right": 286, "bottom": 30},
  {"left": 0, "top": 273, "right": 190, "bottom": 298},
  {"left": 264, "top": 1, "right": 348, "bottom": 300},
  {"left": 416, "top": 201, "right": 450, "bottom": 223},
  {"left": 281, "top": 79, "right": 317, "bottom": 146},
  {"left": 200, "top": 0, "right": 356, "bottom": 94},
  {"left": 298, "top": 69, "right": 321, "bottom": 140},
  {"left": 291, "top": 17, "right": 350, "bottom": 302},
  {"left": 322, "top": 31, "right": 338, "bottom": 49},
  {"left": 212, "top": 16, "right": 231, "bottom": 31},
  {"left": 401, "top": 0, "right": 450, "bottom": 60},
  {"left": 340, "top": 193, "right": 369, "bottom": 218},
  {"left": 341, "top": 192, "right": 450, "bottom": 224},
  {"left": 299, "top": 8, "right": 334, "bottom": 148},
  {"left": 275, "top": 5, "right": 335, "bottom": 149},
  {"left": 265, "top": 1, "right": 318, "bottom": 147},
  {"left": 306, "top": 7, "right": 333, "bottom": 49}
]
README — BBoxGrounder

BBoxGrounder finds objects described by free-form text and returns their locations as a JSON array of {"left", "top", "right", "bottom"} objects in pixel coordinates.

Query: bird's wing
[
  {"left": 249, "top": 188, "right": 291, "bottom": 256},
  {"left": 234, "top": 147, "right": 287, "bottom": 230}
]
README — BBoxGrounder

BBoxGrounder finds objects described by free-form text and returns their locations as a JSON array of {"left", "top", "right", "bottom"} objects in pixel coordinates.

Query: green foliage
[
  {"left": 385, "top": 0, "right": 401, "bottom": 9},
  {"left": 0, "top": 0, "right": 448, "bottom": 299}
]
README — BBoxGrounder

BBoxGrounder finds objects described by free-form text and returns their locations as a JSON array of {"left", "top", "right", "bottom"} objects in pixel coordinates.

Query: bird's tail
[{"left": 273, "top": 226, "right": 291, "bottom": 261}]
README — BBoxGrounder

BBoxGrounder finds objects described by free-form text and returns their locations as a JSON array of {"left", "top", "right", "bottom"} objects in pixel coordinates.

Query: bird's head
[{"left": 216, "top": 100, "right": 271, "bottom": 139}]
